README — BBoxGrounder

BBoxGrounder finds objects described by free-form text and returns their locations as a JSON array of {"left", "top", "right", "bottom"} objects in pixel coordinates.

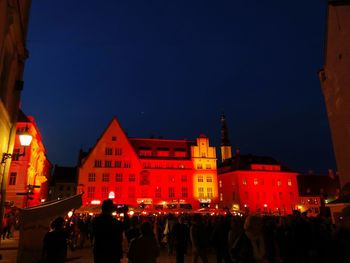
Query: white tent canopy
[{"left": 16, "top": 194, "right": 83, "bottom": 263}]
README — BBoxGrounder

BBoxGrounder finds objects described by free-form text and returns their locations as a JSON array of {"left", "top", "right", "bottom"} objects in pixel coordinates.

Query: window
[
  {"left": 12, "top": 149, "right": 20, "bottom": 161},
  {"left": 115, "top": 173, "right": 123, "bottom": 182},
  {"left": 140, "top": 172, "right": 150, "bottom": 185},
  {"left": 9, "top": 172, "right": 16, "bottom": 185},
  {"left": 243, "top": 179, "right": 247, "bottom": 185},
  {"left": 115, "top": 160, "right": 122, "bottom": 168},
  {"left": 102, "top": 173, "right": 110, "bottom": 182},
  {"left": 88, "top": 173, "right": 96, "bottom": 182},
  {"left": 198, "top": 187, "right": 204, "bottom": 198},
  {"left": 105, "top": 160, "right": 112, "bottom": 168},
  {"left": 155, "top": 187, "right": 161, "bottom": 198},
  {"left": 168, "top": 187, "right": 175, "bottom": 198},
  {"left": 220, "top": 193, "right": 223, "bottom": 201},
  {"left": 197, "top": 163, "right": 203, "bottom": 169},
  {"left": 168, "top": 176, "right": 175, "bottom": 183},
  {"left": 254, "top": 178, "right": 258, "bottom": 185},
  {"left": 206, "top": 176, "right": 212, "bottom": 183},
  {"left": 201, "top": 152, "right": 206, "bottom": 158},
  {"left": 87, "top": 187, "right": 95, "bottom": 198},
  {"left": 102, "top": 187, "right": 109, "bottom": 199},
  {"left": 206, "top": 164, "right": 211, "bottom": 169},
  {"left": 129, "top": 174, "right": 136, "bottom": 182},
  {"left": 115, "top": 148, "right": 122, "bottom": 156},
  {"left": 219, "top": 180, "right": 222, "bottom": 188},
  {"left": 198, "top": 175, "right": 204, "bottom": 182},
  {"left": 128, "top": 187, "right": 135, "bottom": 198},
  {"left": 207, "top": 188, "right": 213, "bottom": 198},
  {"left": 178, "top": 163, "right": 185, "bottom": 169},
  {"left": 277, "top": 180, "right": 282, "bottom": 187},
  {"left": 115, "top": 187, "right": 122, "bottom": 198},
  {"left": 94, "top": 160, "right": 102, "bottom": 167},
  {"left": 112, "top": 136, "right": 117, "bottom": 141},
  {"left": 181, "top": 175, "right": 187, "bottom": 182},
  {"left": 182, "top": 187, "right": 188, "bottom": 198},
  {"left": 124, "top": 161, "right": 131, "bottom": 168},
  {"left": 288, "top": 179, "right": 292, "bottom": 186},
  {"left": 105, "top": 147, "right": 112, "bottom": 155}
]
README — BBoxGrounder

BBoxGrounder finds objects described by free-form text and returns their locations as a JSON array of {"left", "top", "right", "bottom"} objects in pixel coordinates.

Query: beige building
[
  {"left": 319, "top": 1, "right": 350, "bottom": 188},
  {"left": 0, "top": 0, "right": 32, "bottom": 214}
]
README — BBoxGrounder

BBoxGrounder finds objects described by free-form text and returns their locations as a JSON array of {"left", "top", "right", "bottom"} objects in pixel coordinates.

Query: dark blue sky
[{"left": 21, "top": 0, "right": 336, "bottom": 173}]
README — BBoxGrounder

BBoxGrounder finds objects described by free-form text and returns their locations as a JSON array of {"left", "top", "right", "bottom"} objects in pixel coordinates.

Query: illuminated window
[
  {"left": 206, "top": 176, "right": 212, "bottom": 183},
  {"left": 128, "top": 187, "right": 135, "bottom": 198},
  {"left": 115, "top": 173, "right": 123, "bottom": 182},
  {"left": 198, "top": 187, "right": 204, "bottom": 198},
  {"left": 219, "top": 180, "right": 222, "bottom": 188},
  {"left": 88, "top": 173, "right": 96, "bottom": 182},
  {"left": 201, "top": 152, "right": 206, "bottom": 157},
  {"left": 288, "top": 179, "right": 292, "bottom": 186},
  {"left": 102, "top": 173, "right": 110, "bottom": 182},
  {"left": 207, "top": 188, "right": 213, "bottom": 198},
  {"left": 206, "top": 164, "right": 211, "bottom": 169},
  {"left": 181, "top": 175, "right": 187, "bottom": 182},
  {"left": 9, "top": 172, "right": 16, "bottom": 185},
  {"left": 254, "top": 178, "right": 258, "bottom": 185},
  {"left": 87, "top": 187, "right": 95, "bottom": 198},
  {"left": 155, "top": 187, "right": 161, "bottom": 198},
  {"left": 178, "top": 163, "right": 185, "bottom": 169},
  {"left": 94, "top": 160, "right": 102, "bottom": 167},
  {"left": 105, "top": 147, "right": 113, "bottom": 155},
  {"left": 115, "top": 148, "right": 122, "bottom": 156},
  {"left": 102, "top": 187, "right": 109, "bottom": 199},
  {"left": 112, "top": 136, "right": 117, "bottom": 141},
  {"left": 220, "top": 193, "right": 223, "bottom": 201},
  {"left": 168, "top": 176, "right": 175, "bottom": 183},
  {"left": 115, "top": 187, "right": 122, "bottom": 198},
  {"left": 198, "top": 175, "right": 204, "bottom": 182},
  {"left": 124, "top": 161, "right": 131, "bottom": 168},
  {"left": 243, "top": 179, "right": 247, "bottom": 185},
  {"left": 182, "top": 187, "right": 188, "bottom": 198},
  {"left": 168, "top": 187, "right": 175, "bottom": 198},
  {"left": 105, "top": 160, "right": 112, "bottom": 167},
  {"left": 129, "top": 174, "right": 136, "bottom": 182},
  {"left": 197, "top": 163, "right": 203, "bottom": 169},
  {"left": 277, "top": 180, "right": 282, "bottom": 187}
]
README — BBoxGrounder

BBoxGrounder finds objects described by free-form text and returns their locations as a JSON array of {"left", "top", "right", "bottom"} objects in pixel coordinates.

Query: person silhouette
[{"left": 92, "top": 199, "right": 124, "bottom": 263}]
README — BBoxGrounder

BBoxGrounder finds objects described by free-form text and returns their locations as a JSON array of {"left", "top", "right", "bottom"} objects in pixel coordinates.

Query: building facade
[
  {"left": 218, "top": 155, "right": 299, "bottom": 215},
  {"left": 6, "top": 110, "right": 51, "bottom": 208},
  {"left": 319, "top": 1, "right": 350, "bottom": 187},
  {"left": 77, "top": 118, "right": 218, "bottom": 210},
  {"left": 48, "top": 165, "right": 77, "bottom": 201}
]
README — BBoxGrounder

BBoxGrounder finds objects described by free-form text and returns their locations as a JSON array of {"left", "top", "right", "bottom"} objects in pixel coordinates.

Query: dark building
[{"left": 49, "top": 165, "right": 77, "bottom": 200}]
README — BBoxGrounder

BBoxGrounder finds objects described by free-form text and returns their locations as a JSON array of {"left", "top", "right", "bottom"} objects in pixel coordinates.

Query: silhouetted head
[
  {"left": 102, "top": 199, "right": 115, "bottom": 214},
  {"left": 50, "top": 216, "right": 65, "bottom": 231},
  {"left": 140, "top": 221, "right": 153, "bottom": 237}
]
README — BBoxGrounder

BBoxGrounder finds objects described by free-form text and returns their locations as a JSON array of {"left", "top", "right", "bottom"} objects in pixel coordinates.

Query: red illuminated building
[
  {"left": 217, "top": 114, "right": 299, "bottom": 215},
  {"left": 77, "top": 117, "right": 218, "bottom": 210},
  {"left": 6, "top": 110, "right": 52, "bottom": 208}
]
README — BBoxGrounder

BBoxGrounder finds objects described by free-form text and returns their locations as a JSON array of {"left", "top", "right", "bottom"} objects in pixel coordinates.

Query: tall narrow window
[
  {"left": 155, "top": 187, "right": 162, "bottom": 198},
  {"left": 198, "top": 175, "right": 204, "bottom": 182},
  {"left": 288, "top": 179, "right": 292, "bottom": 186},
  {"left": 87, "top": 187, "right": 95, "bottom": 198},
  {"left": 206, "top": 176, "right": 212, "bottom": 183},
  {"left": 115, "top": 160, "right": 122, "bottom": 168},
  {"left": 254, "top": 178, "right": 258, "bottom": 185},
  {"left": 115, "top": 148, "right": 122, "bottom": 156},
  {"left": 115, "top": 173, "right": 123, "bottom": 182},
  {"left": 207, "top": 188, "right": 213, "bottom": 198},
  {"left": 168, "top": 187, "right": 175, "bottom": 198},
  {"left": 101, "top": 187, "right": 109, "bottom": 199},
  {"left": 181, "top": 175, "right": 187, "bottom": 182},
  {"left": 124, "top": 161, "right": 131, "bottom": 168},
  {"left": 198, "top": 187, "right": 204, "bottom": 198},
  {"left": 277, "top": 180, "right": 282, "bottom": 187},
  {"left": 105, "top": 147, "right": 112, "bottom": 155},
  {"left": 94, "top": 160, "right": 102, "bottom": 167},
  {"left": 115, "top": 187, "right": 122, "bottom": 198},
  {"left": 243, "top": 179, "right": 247, "bottom": 185},
  {"left": 9, "top": 172, "right": 16, "bottom": 185},
  {"left": 102, "top": 173, "right": 110, "bottom": 182},
  {"left": 105, "top": 160, "right": 112, "bottom": 167},
  {"left": 129, "top": 174, "right": 136, "bottom": 182},
  {"left": 182, "top": 187, "right": 188, "bottom": 198},
  {"left": 197, "top": 163, "right": 203, "bottom": 169}
]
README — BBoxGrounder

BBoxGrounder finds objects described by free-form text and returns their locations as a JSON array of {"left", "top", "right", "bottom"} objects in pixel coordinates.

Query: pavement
[{"left": 0, "top": 231, "right": 216, "bottom": 262}]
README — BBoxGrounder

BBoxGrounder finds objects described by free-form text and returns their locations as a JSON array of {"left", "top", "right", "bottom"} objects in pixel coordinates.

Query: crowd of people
[{"left": 41, "top": 199, "right": 350, "bottom": 263}]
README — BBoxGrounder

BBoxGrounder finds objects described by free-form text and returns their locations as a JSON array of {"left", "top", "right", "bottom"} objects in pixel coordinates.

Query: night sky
[{"left": 21, "top": 1, "right": 336, "bottom": 174}]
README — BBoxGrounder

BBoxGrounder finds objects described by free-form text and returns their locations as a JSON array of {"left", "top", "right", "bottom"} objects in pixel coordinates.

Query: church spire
[{"left": 220, "top": 112, "right": 232, "bottom": 162}]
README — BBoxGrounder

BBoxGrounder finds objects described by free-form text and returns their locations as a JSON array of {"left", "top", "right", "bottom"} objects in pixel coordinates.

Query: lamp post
[{"left": 0, "top": 126, "right": 32, "bottom": 236}]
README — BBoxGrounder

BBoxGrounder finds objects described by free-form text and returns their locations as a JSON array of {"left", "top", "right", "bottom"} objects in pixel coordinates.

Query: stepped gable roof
[
  {"left": 129, "top": 137, "right": 195, "bottom": 159},
  {"left": 50, "top": 165, "right": 77, "bottom": 185},
  {"left": 219, "top": 154, "right": 293, "bottom": 172}
]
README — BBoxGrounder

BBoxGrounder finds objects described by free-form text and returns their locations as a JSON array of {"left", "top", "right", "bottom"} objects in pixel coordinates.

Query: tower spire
[{"left": 220, "top": 112, "right": 232, "bottom": 162}]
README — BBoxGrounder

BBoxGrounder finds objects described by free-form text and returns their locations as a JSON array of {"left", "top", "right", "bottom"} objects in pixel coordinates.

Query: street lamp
[{"left": 1, "top": 126, "right": 32, "bottom": 164}]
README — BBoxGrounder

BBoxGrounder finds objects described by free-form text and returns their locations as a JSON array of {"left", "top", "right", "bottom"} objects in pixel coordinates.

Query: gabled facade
[
  {"left": 77, "top": 117, "right": 218, "bottom": 209},
  {"left": 218, "top": 154, "right": 299, "bottom": 215},
  {"left": 6, "top": 110, "right": 51, "bottom": 207}
]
